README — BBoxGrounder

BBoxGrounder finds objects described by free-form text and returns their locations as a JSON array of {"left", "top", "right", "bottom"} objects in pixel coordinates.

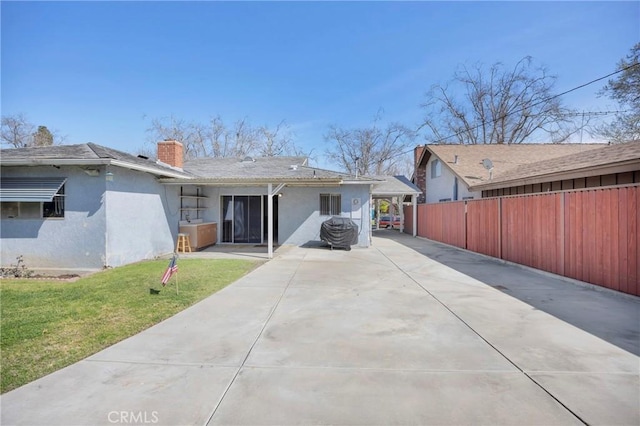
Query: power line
[
  {"left": 418, "top": 62, "right": 639, "bottom": 146},
  {"left": 560, "top": 109, "right": 629, "bottom": 117}
]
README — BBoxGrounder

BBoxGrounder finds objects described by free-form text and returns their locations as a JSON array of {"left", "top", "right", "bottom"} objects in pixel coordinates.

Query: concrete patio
[{"left": 2, "top": 232, "right": 638, "bottom": 425}]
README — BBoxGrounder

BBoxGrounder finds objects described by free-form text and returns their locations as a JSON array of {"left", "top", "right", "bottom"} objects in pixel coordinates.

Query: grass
[{"left": 0, "top": 258, "right": 259, "bottom": 394}]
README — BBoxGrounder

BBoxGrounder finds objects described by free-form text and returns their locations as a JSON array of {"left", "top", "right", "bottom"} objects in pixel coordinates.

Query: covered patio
[{"left": 369, "top": 175, "right": 421, "bottom": 238}]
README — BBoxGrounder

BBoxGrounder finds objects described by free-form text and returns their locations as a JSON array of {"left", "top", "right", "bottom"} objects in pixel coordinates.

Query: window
[
  {"left": 1, "top": 184, "right": 65, "bottom": 219},
  {"left": 320, "top": 193, "right": 341, "bottom": 216},
  {"left": 431, "top": 159, "right": 442, "bottom": 178},
  {"left": 43, "top": 184, "right": 65, "bottom": 217}
]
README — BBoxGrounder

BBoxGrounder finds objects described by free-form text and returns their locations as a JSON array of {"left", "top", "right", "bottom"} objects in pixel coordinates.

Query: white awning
[{"left": 0, "top": 177, "right": 67, "bottom": 202}]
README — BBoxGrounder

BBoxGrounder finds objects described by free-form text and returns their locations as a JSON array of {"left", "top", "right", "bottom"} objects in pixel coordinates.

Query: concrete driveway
[{"left": 2, "top": 232, "right": 639, "bottom": 425}]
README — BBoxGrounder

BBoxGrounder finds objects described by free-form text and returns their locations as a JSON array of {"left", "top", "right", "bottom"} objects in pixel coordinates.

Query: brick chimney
[
  {"left": 414, "top": 145, "right": 425, "bottom": 169},
  {"left": 157, "top": 140, "right": 183, "bottom": 169},
  {"left": 413, "top": 145, "right": 426, "bottom": 203}
]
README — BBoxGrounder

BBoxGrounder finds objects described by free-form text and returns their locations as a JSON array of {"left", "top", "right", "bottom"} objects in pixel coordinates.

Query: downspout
[{"left": 104, "top": 165, "right": 111, "bottom": 268}]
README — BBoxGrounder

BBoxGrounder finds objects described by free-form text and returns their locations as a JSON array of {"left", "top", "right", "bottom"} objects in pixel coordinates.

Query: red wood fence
[{"left": 404, "top": 185, "right": 639, "bottom": 296}]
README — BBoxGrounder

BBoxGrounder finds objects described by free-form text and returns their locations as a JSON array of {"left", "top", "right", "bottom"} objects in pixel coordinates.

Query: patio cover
[{"left": 370, "top": 175, "right": 421, "bottom": 236}]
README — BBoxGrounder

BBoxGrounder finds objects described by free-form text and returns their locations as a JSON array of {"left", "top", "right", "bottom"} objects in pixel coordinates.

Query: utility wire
[{"left": 413, "top": 62, "right": 639, "bottom": 147}]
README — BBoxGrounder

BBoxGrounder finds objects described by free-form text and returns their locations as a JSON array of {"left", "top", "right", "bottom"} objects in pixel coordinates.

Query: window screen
[{"left": 320, "top": 194, "right": 341, "bottom": 216}]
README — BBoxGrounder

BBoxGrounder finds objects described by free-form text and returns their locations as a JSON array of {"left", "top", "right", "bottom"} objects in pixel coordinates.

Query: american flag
[{"left": 161, "top": 255, "right": 178, "bottom": 286}]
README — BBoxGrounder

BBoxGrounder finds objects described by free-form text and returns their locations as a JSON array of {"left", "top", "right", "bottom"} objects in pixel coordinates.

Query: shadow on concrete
[
  {"left": 375, "top": 231, "right": 640, "bottom": 357},
  {"left": 300, "top": 240, "right": 329, "bottom": 249}
]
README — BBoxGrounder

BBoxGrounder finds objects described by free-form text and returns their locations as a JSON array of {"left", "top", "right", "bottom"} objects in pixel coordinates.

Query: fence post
[
  {"left": 559, "top": 193, "right": 565, "bottom": 276},
  {"left": 464, "top": 201, "right": 468, "bottom": 249},
  {"left": 498, "top": 197, "right": 503, "bottom": 259}
]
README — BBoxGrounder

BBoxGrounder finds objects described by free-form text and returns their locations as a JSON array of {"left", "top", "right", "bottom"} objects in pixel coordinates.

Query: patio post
[
  {"left": 399, "top": 194, "right": 405, "bottom": 233},
  {"left": 267, "top": 183, "right": 273, "bottom": 259},
  {"left": 412, "top": 194, "right": 417, "bottom": 237}
]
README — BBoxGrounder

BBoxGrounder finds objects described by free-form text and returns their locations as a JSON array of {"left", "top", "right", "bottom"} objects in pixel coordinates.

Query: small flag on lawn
[{"left": 161, "top": 255, "right": 178, "bottom": 286}]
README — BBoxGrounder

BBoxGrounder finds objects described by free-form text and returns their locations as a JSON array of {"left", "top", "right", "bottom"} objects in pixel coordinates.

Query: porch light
[{"left": 105, "top": 171, "right": 114, "bottom": 182}]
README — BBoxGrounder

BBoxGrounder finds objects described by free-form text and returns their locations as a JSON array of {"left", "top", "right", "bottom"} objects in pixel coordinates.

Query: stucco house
[
  {"left": 411, "top": 143, "right": 621, "bottom": 203},
  {"left": 1, "top": 140, "right": 395, "bottom": 271}
]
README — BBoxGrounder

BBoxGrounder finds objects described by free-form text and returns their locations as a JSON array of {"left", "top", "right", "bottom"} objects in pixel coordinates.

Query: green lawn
[{"left": 0, "top": 258, "right": 259, "bottom": 394}]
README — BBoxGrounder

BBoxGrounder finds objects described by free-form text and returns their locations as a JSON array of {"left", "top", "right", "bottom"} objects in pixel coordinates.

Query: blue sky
[{"left": 2, "top": 1, "right": 638, "bottom": 168}]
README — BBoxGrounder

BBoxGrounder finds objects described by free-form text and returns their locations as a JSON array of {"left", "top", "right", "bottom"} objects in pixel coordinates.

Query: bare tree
[
  {"left": 146, "top": 115, "right": 304, "bottom": 159},
  {"left": 420, "top": 57, "right": 578, "bottom": 144},
  {"left": 596, "top": 43, "right": 640, "bottom": 143},
  {"left": 1, "top": 114, "right": 65, "bottom": 147},
  {"left": 146, "top": 115, "right": 199, "bottom": 158},
  {"left": 325, "top": 115, "right": 416, "bottom": 176},
  {"left": 1, "top": 113, "right": 35, "bottom": 147}
]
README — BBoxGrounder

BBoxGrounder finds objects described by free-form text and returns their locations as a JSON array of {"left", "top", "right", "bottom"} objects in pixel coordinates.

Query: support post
[
  {"left": 268, "top": 183, "right": 273, "bottom": 259},
  {"left": 412, "top": 194, "right": 417, "bottom": 237},
  {"left": 399, "top": 194, "right": 405, "bottom": 233}
]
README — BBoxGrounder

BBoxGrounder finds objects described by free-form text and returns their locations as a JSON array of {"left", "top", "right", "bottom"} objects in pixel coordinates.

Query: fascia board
[
  {"left": 158, "top": 178, "right": 345, "bottom": 186},
  {"left": 1, "top": 159, "right": 111, "bottom": 166},
  {"left": 109, "top": 160, "right": 189, "bottom": 179},
  {"left": 1, "top": 158, "right": 189, "bottom": 179}
]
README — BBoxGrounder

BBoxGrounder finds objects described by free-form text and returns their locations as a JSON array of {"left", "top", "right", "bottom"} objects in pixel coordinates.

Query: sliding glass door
[{"left": 221, "top": 195, "right": 262, "bottom": 244}]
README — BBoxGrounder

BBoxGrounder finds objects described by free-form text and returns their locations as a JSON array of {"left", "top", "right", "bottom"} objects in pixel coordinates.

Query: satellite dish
[{"left": 482, "top": 158, "right": 494, "bottom": 170}]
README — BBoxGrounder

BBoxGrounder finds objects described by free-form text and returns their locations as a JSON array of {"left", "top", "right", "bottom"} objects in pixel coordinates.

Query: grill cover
[{"left": 320, "top": 216, "right": 358, "bottom": 250}]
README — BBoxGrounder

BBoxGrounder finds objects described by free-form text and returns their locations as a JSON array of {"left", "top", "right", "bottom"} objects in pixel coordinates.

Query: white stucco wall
[
  {"left": 104, "top": 167, "right": 179, "bottom": 267},
  {"left": 278, "top": 184, "right": 371, "bottom": 247},
  {"left": 1, "top": 165, "right": 107, "bottom": 270},
  {"left": 425, "top": 158, "right": 480, "bottom": 203},
  {"left": 178, "top": 183, "right": 371, "bottom": 247}
]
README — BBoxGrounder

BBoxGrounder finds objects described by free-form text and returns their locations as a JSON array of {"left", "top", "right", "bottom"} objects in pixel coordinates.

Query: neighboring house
[
  {"left": 471, "top": 141, "right": 640, "bottom": 196},
  {"left": 1, "top": 140, "right": 397, "bottom": 271},
  {"left": 412, "top": 143, "right": 611, "bottom": 203}
]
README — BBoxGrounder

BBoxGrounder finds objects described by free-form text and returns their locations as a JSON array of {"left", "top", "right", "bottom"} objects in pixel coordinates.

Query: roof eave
[
  {"left": 158, "top": 177, "right": 346, "bottom": 186},
  {"left": 0, "top": 158, "right": 189, "bottom": 179},
  {"left": 470, "top": 160, "right": 640, "bottom": 191},
  {"left": 109, "top": 160, "right": 190, "bottom": 179},
  {"left": 1, "top": 158, "right": 111, "bottom": 166}
]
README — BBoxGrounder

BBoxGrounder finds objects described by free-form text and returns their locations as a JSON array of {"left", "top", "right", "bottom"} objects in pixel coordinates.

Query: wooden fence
[{"left": 404, "top": 185, "right": 639, "bottom": 296}]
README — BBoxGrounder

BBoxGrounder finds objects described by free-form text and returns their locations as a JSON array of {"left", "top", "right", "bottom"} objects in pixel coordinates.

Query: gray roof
[
  {"left": 168, "top": 156, "right": 375, "bottom": 184},
  {"left": 0, "top": 143, "right": 191, "bottom": 178},
  {"left": 0, "top": 144, "right": 378, "bottom": 186},
  {"left": 470, "top": 141, "right": 640, "bottom": 190},
  {"left": 370, "top": 175, "right": 421, "bottom": 196}
]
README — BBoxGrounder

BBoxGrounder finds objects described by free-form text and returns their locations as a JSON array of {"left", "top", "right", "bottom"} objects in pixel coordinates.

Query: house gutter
[
  {"left": 158, "top": 178, "right": 346, "bottom": 186},
  {"left": 1, "top": 159, "right": 190, "bottom": 179}
]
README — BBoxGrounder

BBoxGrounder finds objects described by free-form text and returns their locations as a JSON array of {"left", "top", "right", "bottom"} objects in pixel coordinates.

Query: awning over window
[{"left": 0, "top": 177, "right": 67, "bottom": 202}]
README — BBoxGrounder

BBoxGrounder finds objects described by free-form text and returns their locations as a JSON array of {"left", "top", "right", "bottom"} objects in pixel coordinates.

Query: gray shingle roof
[
  {"left": 178, "top": 156, "right": 374, "bottom": 183},
  {"left": 423, "top": 143, "right": 606, "bottom": 188},
  {"left": 0, "top": 143, "right": 192, "bottom": 178},
  {"left": 0, "top": 144, "right": 385, "bottom": 186},
  {"left": 470, "top": 141, "right": 640, "bottom": 190},
  {"left": 370, "top": 175, "right": 421, "bottom": 195}
]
